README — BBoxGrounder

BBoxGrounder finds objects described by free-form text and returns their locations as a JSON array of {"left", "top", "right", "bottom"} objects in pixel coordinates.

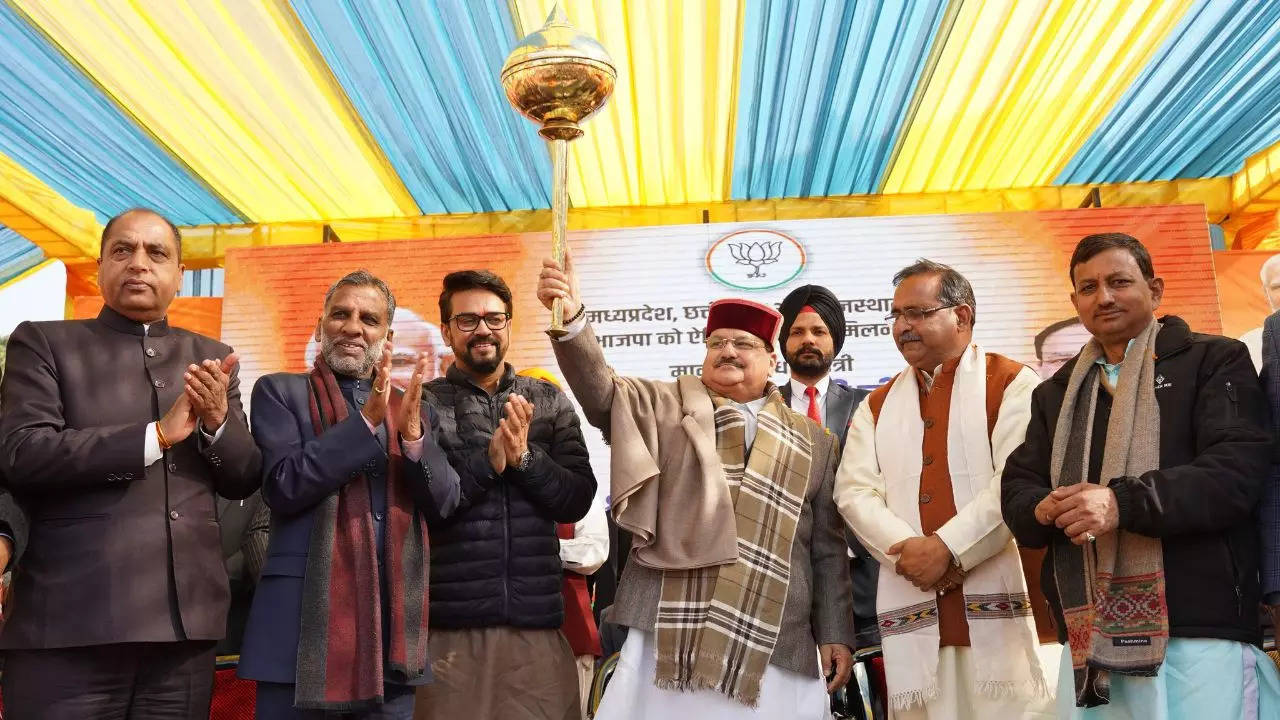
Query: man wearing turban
[{"left": 777, "top": 284, "right": 882, "bottom": 704}]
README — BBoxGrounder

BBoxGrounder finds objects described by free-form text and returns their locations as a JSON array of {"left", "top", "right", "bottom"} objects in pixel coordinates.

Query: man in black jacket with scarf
[
  {"left": 415, "top": 270, "right": 596, "bottom": 720},
  {"left": 1001, "top": 233, "right": 1278, "bottom": 718}
]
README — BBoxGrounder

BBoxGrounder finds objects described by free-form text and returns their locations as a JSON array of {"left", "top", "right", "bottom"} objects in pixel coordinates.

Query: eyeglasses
[
  {"left": 884, "top": 304, "right": 958, "bottom": 325},
  {"left": 704, "top": 336, "right": 766, "bottom": 352},
  {"left": 447, "top": 312, "right": 511, "bottom": 332}
]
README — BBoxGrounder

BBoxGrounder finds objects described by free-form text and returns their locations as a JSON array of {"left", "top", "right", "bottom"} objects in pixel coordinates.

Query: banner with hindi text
[{"left": 222, "top": 204, "right": 1219, "bottom": 495}]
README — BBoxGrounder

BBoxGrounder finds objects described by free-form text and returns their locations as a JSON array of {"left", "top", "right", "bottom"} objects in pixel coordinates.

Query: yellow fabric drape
[
  {"left": 511, "top": 0, "right": 743, "bottom": 207},
  {"left": 883, "top": 0, "right": 1192, "bottom": 194},
  {"left": 1234, "top": 137, "right": 1280, "bottom": 217},
  {"left": 175, "top": 177, "right": 1233, "bottom": 266},
  {"left": 12, "top": 0, "right": 418, "bottom": 223},
  {"left": 0, "top": 152, "right": 100, "bottom": 262}
]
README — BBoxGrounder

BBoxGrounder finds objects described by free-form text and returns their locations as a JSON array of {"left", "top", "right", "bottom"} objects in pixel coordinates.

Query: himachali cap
[{"left": 705, "top": 298, "right": 783, "bottom": 351}]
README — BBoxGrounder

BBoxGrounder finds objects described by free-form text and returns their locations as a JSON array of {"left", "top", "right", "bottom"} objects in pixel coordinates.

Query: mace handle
[{"left": 548, "top": 137, "right": 570, "bottom": 337}]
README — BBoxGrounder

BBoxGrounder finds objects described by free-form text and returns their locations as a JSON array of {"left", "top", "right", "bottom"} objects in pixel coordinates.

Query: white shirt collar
[
  {"left": 733, "top": 395, "right": 769, "bottom": 450},
  {"left": 789, "top": 375, "right": 831, "bottom": 401},
  {"left": 738, "top": 395, "right": 768, "bottom": 415}
]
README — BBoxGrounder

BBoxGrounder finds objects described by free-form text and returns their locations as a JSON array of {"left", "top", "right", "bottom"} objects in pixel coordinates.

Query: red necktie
[{"left": 804, "top": 386, "right": 822, "bottom": 425}]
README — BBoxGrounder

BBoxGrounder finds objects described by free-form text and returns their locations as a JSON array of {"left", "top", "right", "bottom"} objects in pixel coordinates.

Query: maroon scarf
[
  {"left": 557, "top": 523, "right": 602, "bottom": 658},
  {"left": 294, "top": 359, "right": 431, "bottom": 711}
]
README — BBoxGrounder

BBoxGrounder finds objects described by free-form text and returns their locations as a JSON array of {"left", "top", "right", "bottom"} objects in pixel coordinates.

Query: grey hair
[
  {"left": 323, "top": 270, "right": 396, "bottom": 323},
  {"left": 1260, "top": 253, "right": 1280, "bottom": 284},
  {"left": 891, "top": 258, "right": 977, "bottom": 327}
]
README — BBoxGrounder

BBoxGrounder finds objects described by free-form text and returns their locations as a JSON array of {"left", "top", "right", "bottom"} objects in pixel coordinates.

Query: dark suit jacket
[
  {"left": 0, "top": 306, "right": 261, "bottom": 649},
  {"left": 780, "top": 379, "right": 867, "bottom": 447},
  {"left": 0, "top": 483, "right": 28, "bottom": 569},
  {"left": 1260, "top": 311, "right": 1280, "bottom": 600},
  {"left": 237, "top": 372, "right": 460, "bottom": 685},
  {"left": 782, "top": 378, "right": 878, "bottom": 646},
  {"left": 216, "top": 491, "right": 269, "bottom": 656},
  {"left": 219, "top": 492, "right": 269, "bottom": 578}
]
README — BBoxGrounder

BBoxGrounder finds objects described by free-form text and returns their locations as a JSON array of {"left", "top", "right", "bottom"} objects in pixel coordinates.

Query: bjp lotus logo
[
  {"left": 729, "top": 240, "right": 782, "bottom": 278},
  {"left": 706, "top": 229, "right": 806, "bottom": 291}
]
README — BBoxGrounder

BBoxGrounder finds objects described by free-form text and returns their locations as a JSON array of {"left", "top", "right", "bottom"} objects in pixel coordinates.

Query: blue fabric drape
[
  {"left": 291, "top": 0, "right": 551, "bottom": 214},
  {"left": 0, "top": 226, "right": 43, "bottom": 285},
  {"left": 1058, "top": 0, "right": 1280, "bottom": 183},
  {"left": 730, "top": 0, "right": 950, "bottom": 199},
  {"left": 0, "top": 2, "right": 242, "bottom": 225}
]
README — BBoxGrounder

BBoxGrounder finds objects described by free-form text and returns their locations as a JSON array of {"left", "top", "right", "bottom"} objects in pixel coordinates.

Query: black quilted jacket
[{"left": 422, "top": 364, "right": 596, "bottom": 629}]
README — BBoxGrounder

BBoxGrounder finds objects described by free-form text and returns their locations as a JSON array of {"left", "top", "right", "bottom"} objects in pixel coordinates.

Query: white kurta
[
  {"left": 890, "top": 645, "right": 1061, "bottom": 720},
  {"left": 594, "top": 631, "right": 831, "bottom": 720}
]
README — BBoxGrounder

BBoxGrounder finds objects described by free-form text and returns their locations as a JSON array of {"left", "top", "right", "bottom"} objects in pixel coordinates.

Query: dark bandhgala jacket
[{"left": 0, "top": 306, "right": 262, "bottom": 649}]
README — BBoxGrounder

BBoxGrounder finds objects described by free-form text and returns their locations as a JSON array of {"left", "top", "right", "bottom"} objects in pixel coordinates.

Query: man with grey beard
[{"left": 238, "top": 270, "right": 462, "bottom": 719}]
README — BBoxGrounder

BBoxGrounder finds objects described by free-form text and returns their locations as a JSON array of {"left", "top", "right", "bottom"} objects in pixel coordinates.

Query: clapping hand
[
  {"left": 361, "top": 336, "right": 395, "bottom": 428},
  {"left": 488, "top": 394, "right": 533, "bottom": 473},
  {"left": 185, "top": 353, "right": 238, "bottom": 433},
  {"left": 396, "top": 350, "right": 431, "bottom": 442}
]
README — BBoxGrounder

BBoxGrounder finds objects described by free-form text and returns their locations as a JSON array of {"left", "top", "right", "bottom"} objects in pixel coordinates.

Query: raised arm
[{"left": 538, "top": 248, "right": 620, "bottom": 431}]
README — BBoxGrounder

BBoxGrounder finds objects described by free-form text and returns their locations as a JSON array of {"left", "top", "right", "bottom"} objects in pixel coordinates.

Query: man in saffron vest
[{"left": 835, "top": 259, "right": 1060, "bottom": 719}]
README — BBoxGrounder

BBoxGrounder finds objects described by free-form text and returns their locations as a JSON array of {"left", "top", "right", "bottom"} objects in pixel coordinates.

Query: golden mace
[{"left": 502, "top": 4, "right": 615, "bottom": 336}]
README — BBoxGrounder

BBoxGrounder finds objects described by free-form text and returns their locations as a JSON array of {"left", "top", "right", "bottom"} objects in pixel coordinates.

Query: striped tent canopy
[{"left": 2, "top": 0, "right": 1280, "bottom": 291}]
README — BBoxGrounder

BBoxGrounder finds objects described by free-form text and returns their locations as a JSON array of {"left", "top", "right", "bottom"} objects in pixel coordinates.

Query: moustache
[
  {"left": 468, "top": 336, "right": 498, "bottom": 349},
  {"left": 898, "top": 332, "right": 922, "bottom": 344},
  {"left": 715, "top": 358, "right": 745, "bottom": 369}
]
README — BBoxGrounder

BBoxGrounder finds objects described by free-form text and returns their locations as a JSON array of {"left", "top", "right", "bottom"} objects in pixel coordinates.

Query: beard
[
  {"left": 460, "top": 335, "right": 505, "bottom": 375},
  {"left": 785, "top": 345, "right": 832, "bottom": 377},
  {"left": 321, "top": 334, "right": 386, "bottom": 377}
]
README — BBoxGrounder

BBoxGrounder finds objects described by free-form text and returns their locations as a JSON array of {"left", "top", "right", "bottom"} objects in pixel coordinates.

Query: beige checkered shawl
[{"left": 654, "top": 385, "right": 814, "bottom": 706}]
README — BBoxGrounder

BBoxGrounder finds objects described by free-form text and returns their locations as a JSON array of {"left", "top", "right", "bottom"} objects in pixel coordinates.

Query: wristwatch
[{"left": 515, "top": 449, "right": 533, "bottom": 472}]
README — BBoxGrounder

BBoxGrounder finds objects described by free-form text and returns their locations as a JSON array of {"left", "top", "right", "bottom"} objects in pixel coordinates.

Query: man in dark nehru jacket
[{"left": 0, "top": 207, "right": 262, "bottom": 719}]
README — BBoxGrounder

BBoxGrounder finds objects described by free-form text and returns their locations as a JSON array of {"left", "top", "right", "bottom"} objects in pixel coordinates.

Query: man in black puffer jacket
[
  {"left": 415, "top": 270, "right": 596, "bottom": 720},
  {"left": 1002, "top": 233, "right": 1278, "bottom": 716}
]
